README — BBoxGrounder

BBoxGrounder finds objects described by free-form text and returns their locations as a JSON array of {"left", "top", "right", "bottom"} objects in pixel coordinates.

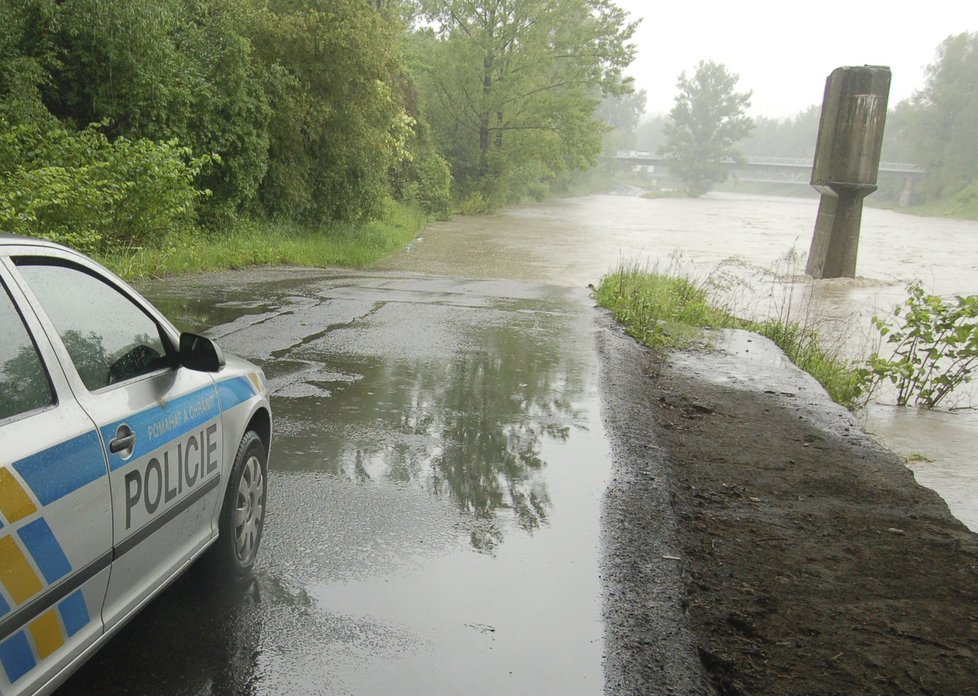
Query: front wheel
[{"left": 215, "top": 431, "right": 267, "bottom": 576}]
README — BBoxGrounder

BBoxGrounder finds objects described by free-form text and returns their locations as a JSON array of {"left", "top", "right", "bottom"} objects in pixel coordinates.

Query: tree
[
  {"left": 597, "top": 89, "right": 646, "bottom": 154},
  {"left": 740, "top": 105, "right": 820, "bottom": 159},
  {"left": 0, "top": 0, "right": 60, "bottom": 126},
  {"left": 413, "top": 0, "right": 637, "bottom": 205},
  {"left": 248, "top": 0, "right": 412, "bottom": 223},
  {"left": 895, "top": 32, "right": 978, "bottom": 199},
  {"left": 660, "top": 60, "right": 753, "bottom": 197},
  {"left": 7, "top": 0, "right": 270, "bottom": 224}
]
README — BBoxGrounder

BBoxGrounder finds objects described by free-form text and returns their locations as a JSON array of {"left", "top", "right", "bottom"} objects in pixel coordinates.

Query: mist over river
[{"left": 378, "top": 191, "right": 978, "bottom": 531}]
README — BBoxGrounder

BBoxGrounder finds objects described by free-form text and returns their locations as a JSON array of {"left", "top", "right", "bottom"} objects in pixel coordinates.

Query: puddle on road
[{"left": 133, "top": 273, "right": 611, "bottom": 694}]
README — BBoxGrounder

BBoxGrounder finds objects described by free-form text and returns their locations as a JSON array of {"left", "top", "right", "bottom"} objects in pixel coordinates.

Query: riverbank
[
  {"left": 598, "top": 319, "right": 978, "bottom": 695},
  {"left": 96, "top": 202, "right": 425, "bottom": 281}
]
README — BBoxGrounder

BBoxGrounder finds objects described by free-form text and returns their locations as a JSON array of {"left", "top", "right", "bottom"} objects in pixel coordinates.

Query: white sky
[{"left": 614, "top": 0, "right": 978, "bottom": 119}]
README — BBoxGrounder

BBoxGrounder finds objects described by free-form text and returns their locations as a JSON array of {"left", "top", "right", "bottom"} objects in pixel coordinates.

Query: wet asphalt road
[{"left": 60, "top": 268, "right": 617, "bottom": 695}]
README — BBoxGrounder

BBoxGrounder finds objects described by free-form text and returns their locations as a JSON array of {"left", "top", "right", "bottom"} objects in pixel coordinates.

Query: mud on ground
[{"left": 599, "top": 321, "right": 978, "bottom": 695}]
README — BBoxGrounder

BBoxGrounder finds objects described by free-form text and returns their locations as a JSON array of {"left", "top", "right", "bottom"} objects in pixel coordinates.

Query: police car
[{"left": 0, "top": 235, "right": 271, "bottom": 695}]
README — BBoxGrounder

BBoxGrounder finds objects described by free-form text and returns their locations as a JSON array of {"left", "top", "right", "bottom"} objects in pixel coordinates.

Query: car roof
[
  {"left": 0, "top": 234, "right": 74, "bottom": 253},
  {"left": 1, "top": 233, "right": 55, "bottom": 245}
]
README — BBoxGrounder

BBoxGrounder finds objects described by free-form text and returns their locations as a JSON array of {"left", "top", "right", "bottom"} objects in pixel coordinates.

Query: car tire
[{"left": 215, "top": 430, "right": 267, "bottom": 576}]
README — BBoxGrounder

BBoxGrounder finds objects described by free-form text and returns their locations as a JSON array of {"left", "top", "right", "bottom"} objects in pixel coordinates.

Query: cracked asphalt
[{"left": 60, "top": 268, "right": 694, "bottom": 695}]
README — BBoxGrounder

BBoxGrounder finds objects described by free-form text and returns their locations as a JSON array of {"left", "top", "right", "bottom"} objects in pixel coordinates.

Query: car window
[
  {"left": 0, "top": 281, "right": 56, "bottom": 421},
  {"left": 16, "top": 262, "right": 171, "bottom": 391}
]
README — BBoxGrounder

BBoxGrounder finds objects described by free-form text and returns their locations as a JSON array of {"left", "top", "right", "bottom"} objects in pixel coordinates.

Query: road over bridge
[{"left": 614, "top": 153, "right": 926, "bottom": 202}]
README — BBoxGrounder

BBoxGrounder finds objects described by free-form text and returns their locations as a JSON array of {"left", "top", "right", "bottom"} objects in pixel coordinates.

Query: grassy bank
[
  {"left": 911, "top": 181, "right": 978, "bottom": 221},
  {"left": 594, "top": 263, "right": 866, "bottom": 409},
  {"left": 98, "top": 202, "right": 425, "bottom": 281}
]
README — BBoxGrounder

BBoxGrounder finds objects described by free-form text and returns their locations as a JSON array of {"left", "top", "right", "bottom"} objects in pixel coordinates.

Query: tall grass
[
  {"left": 99, "top": 202, "right": 425, "bottom": 281},
  {"left": 595, "top": 261, "right": 867, "bottom": 409},
  {"left": 594, "top": 262, "right": 738, "bottom": 348},
  {"left": 749, "top": 318, "right": 866, "bottom": 408}
]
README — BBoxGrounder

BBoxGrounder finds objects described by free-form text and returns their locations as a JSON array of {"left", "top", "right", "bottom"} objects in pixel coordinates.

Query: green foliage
[
  {"left": 396, "top": 149, "right": 453, "bottom": 218},
  {"left": 867, "top": 282, "right": 978, "bottom": 408},
  {"left": 102, "top": 202, "right": 425, "bottom": 281},
  {"left": 249, "top": 0, "right": 411, "bottom": 223},
  {"left": 1, "top": 0, "right": 422, "bottom": 230},
  {"left": 884, "top": 32, "right": 978, "bottom": 203},
  {"left": 750, "top": 319, "right": 866, "bottom": 410},
  {"left": 43, "top": 0, "right": 270, "bottom": 222},
  {"left": 0, "top": 0, "right": 268, "bottom": 222},
  {"left": 594, "top": 263, "right": 735, "bottom": 348},
  {"left": 167, "top": 0, "right": 271, "bottom": 226},
  {"left": 913, "top": 179, "right": 978, "bottom": 220},
  {"left": 0, "top": 122, "right": 209, "bottom": 253},
  {"left": 661, "top": 60, "right": 753, "bottom": 197},
  {"left": 457, "top": 192, "right": 493, "bottom": 216},
  {"left": 414, "top": 0, "right": 638, "bottom": 204},
  {"left": 597, "top": 90, "right": 647, "bottom": 156},
  {"left": 0, "top": 0, "right": 60, "bottom": 125}
]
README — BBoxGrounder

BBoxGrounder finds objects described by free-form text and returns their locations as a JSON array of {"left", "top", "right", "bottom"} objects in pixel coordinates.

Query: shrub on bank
[{"left": 0, "top": 122, "right": 209, "bottom": 254}]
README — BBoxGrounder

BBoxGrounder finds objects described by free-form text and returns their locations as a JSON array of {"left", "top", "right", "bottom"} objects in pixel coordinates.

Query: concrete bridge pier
[
  {"left": 806, "top": 66, "right": 891, "bottom": 279},
  {"left": 899, "top": 176, "right": 915, "bottom": 207},
  {"left": 807, "top": 184, "right": 874, "bottom": 278}
]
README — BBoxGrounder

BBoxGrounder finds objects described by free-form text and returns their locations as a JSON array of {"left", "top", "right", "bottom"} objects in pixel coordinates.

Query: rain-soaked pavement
[{"left": 61, "top": 270, "right": 612, "bottom": 694}]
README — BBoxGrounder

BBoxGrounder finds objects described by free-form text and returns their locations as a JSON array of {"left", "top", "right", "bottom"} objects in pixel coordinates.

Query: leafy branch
[{"left": 866, "top": 281, "right": 978, "bottom": 408}]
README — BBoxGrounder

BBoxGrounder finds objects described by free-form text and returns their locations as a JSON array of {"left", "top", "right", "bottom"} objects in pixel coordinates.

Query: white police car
[{"left": 0, "top": 235, "right": 271, "bottom": 695}]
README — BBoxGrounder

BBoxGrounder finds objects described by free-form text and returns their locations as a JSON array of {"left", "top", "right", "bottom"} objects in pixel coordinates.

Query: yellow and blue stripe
[
  {"left": 1, "top": 439, "right": 99, "bottom": 685},
  {"left": 0, "top": 590, "right": 89, "bottom": 683}
]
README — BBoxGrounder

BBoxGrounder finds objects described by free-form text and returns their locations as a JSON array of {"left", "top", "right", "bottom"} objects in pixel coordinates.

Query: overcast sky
[{"left": 614, "top": 1, "right": 977, "bottom": 119}]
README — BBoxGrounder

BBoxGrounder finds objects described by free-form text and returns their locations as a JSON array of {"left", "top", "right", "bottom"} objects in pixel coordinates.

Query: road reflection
[{"left": 270, "top": 315, "right": 585, "bottom": 552}]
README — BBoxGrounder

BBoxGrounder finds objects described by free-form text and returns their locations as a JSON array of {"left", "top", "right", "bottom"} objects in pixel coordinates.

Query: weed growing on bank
[
  {"left": 99, "top": 202, "right": 425, "bottom": 281},
  {"left": 593, "top": 261, "right": 738, "bottom": 348},
  {"left": 594, "top": 262, "right": 867, "bottom": 409},
  {"left": 750, "top": 318, "right": 866, "bottom": 408}
]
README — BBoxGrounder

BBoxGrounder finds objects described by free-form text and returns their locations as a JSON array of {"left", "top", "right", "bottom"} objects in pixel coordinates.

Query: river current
[{"left": 378, "top": 191, "right": 978, "bottom": 531}]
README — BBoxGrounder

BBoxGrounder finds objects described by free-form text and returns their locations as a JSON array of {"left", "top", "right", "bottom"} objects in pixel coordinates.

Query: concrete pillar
[
  {"left": 806, "top": 66, "right": 891, "bottom": 279},
  {"left": 899, "top": 176, "right": 915, "bottom": 207},
  {"left": 807, "top": 186, "right": 873, "bottom": 278}
]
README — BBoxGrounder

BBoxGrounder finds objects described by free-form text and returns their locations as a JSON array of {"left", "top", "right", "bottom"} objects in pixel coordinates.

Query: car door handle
[{"left": 110, "top": 426, "right": 137, "bottom": 454}]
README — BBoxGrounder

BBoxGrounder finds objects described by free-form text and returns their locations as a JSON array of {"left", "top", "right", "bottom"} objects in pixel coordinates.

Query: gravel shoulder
[{"left": 597, "top": 317, "right": 978, "bottom": 695}]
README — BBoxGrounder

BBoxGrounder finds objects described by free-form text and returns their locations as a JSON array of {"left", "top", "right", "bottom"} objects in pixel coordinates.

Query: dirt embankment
[{"left": 599, "top": 320, "right": 978, "bottom": 695}]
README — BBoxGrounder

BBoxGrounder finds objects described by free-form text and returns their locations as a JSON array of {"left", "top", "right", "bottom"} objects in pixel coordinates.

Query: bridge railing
[{"left": 613, "top": 152, "right": 925, "bottom": 175}]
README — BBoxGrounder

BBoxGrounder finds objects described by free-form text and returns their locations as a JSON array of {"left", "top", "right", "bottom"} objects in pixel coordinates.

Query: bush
[
  {"left": 0, "top": 122, "right": 211, "bottom": 252},
  {"left": 867, "top": 281, "right": 978, "bottom": 408},
  {"left": 457, "top": 192, "right": 492, "bottom": 215},
  {"left": 413, "top": 151, "right": 452, "bottom": 218}
]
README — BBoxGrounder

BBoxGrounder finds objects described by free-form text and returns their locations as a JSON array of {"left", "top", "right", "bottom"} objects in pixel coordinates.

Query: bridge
[{"left": 613, "top": 152, "right": 926, "bottom": 203}]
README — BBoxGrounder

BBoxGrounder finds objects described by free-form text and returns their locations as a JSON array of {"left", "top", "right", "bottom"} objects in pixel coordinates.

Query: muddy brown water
[{"left": 377, "top": 191, "right": 978, "bottom": 531}]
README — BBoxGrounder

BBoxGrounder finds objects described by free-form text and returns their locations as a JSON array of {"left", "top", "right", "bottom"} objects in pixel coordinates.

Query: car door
[
  {"left": 9, "top": 255, "right": 225, "bottom": 634},
  {"left": 0, "top": 268, "right": 112, "bottom": 696}
]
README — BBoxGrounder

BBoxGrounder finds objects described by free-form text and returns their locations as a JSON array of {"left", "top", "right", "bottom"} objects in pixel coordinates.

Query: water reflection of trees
[
  {"left": 428, "top": 349, "right": 569, "bottom": 551},
  {"left": 281, "top": 323, "right": 586, "bottom": 552}
]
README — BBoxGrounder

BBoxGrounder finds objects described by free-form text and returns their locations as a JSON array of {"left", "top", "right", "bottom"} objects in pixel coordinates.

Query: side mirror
[{"left": 179, "top": 333, "right": 225, "bottom": 373}]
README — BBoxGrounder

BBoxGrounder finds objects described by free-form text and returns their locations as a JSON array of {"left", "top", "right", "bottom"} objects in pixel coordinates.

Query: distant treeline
[
  {"left": 628, "top": 32, "right": 978, "bottom": 213},
  {"left": 0, "top": 0, "right": 638, "bottom": 252}
]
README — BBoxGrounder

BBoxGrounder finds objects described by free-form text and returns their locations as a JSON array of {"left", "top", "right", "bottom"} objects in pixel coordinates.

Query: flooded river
[{"left": 378, "top": 192, "right": 978, "bottom": 531}]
